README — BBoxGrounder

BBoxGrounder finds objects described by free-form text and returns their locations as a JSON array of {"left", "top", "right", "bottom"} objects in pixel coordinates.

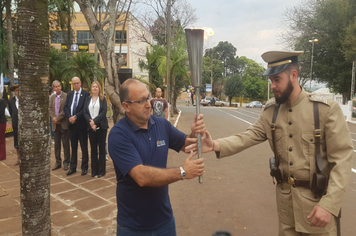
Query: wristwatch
[{"left": 180, "top": 167, "right": 186, "bottom": 180}]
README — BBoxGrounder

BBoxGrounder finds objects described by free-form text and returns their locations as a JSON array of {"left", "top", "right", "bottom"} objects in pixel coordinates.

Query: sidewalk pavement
[{"left": 0, "top": 118, "right": 118, "bottom": 236}]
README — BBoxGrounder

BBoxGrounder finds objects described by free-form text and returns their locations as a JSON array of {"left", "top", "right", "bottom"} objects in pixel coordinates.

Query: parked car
[
  {"left": 201, "top": 97, "right": 229, "bottom": 107},
  {"left": 214, "top": 98, "right": 229, "bottom": 107},
  {"left": 200, "top": 97, "right": 213, "bottom": 106},
  {"left": 246, "top": 101, "right": 263, "bottom": 108}
]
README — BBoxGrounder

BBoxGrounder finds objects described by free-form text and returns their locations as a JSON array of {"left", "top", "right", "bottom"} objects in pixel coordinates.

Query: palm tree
[
  {"left": 17, "top": 0, "right": 51, "bottom": 234},
  {"left": 62, "top": 52, "right": 104, "bottom": 89},
  {"left": 49, "top": 46, "right": 66, "bottom": 85}
]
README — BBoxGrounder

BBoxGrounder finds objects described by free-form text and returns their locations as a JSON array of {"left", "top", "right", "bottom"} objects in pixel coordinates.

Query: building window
[
  {"left": 51, "top": 31, "right": 73, "bottom": 44},
  {"left": 77, "top": 31, "right": 95, "bottom": 44},
  {"left": 115, "top": 31, "right": 127, "bottom": 44}
]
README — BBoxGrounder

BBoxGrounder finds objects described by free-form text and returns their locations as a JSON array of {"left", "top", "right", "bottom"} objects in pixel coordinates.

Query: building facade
[{"left": 50, "top": 12, "right": 152, "bottom": 83}]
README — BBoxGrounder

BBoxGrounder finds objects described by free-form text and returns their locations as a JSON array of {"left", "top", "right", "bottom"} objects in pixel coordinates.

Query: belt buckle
[{"left": 288, "top": 177, "right": 296, "bottom": 187}]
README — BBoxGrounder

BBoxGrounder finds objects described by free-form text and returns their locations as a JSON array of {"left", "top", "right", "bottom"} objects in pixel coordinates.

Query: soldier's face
[{"left": 270, "top": 72, "right": 294, "bottom": 104}]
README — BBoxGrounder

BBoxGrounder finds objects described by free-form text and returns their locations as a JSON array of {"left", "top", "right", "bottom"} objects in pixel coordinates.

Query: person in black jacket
[
  {"left": 84, "top": 81, "right": 108, "bottom": 178},
  {"left": 8, "top": 84, "right": 19, "bottom": 165},
  {"left": 0, "top": 94, "right": 7, "bottom": 161},
  {"left": 64, "top": 77, "right": 90, "bottom": 176}
]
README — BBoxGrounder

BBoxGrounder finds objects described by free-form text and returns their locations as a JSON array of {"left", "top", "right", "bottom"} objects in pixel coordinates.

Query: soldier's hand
[
  {"left": 182, "top": 151, "right": 204, "bottom": 179},
  {"left": 185, "top": 131, "right": 215, "bottom": 153},
  {"left": 307, "top": 205, "right": 332, "bottom": 227}
]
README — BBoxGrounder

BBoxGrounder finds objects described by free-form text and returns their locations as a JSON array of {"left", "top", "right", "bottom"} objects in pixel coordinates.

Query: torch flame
[{"left": 202, "top": 27, "right": 214, "bottom": 40}]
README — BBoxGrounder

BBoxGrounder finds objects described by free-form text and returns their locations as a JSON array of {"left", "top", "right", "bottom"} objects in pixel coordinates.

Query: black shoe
[
  {"left": 81, "top": 170, "right": 88, "bottom": 175},
  {"left": 52, "top": 164, "right": 61, "bottom": 171},
  {"left": 63, "top": 164, "right": 69, "bottom": 171},
  {"left": 66, "top": 169, "right": 76, "bottom": 176},
  {"left": 97, "top": 174, "right": 105, "bottom": 178},
  {"left": 91, "top": 173, "right": 97, "bottom": 177}
]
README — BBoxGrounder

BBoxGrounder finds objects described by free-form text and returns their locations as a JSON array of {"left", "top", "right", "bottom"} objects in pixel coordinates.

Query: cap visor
[{"left": 263, "top": 64, "right": 289, "bottom": 76}]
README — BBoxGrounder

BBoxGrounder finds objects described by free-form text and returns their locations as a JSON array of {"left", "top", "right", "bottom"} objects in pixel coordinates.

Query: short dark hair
[{"left": 285, "top": 63, "right": 300, "bottom": 75}]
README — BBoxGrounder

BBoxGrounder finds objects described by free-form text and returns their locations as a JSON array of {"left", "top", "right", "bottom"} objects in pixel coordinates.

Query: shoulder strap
[
  {"left": 271, "top": 105, "right": 280, "bottom": 166},
  {"left": 313, "top": 102, "right": 323, "bottom": 172}
]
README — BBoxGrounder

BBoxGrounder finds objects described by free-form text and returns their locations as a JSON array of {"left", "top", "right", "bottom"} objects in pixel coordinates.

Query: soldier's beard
[{"left": 275, "top": 80, "right": 294, "bottom": 104}]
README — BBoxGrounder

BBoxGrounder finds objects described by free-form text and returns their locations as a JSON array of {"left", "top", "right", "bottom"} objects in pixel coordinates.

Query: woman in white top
[{"left": 84, "top": 81, "right": 109, "bottom": 178}]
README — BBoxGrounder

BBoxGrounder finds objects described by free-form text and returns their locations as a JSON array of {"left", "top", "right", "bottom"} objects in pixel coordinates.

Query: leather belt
[{"left": 284, "top": 175, "right": 310, "bottom": 188}]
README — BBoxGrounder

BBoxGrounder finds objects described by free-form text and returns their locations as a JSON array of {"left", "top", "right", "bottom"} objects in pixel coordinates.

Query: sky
[{"left": 187, "top": 0, "right": 302, "bottom": 66}]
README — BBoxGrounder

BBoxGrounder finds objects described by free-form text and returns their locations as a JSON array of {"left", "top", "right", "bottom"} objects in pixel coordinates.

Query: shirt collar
[
  {"left": 75, "top": 88, "right": 82, "bottom": 95},
  {"left": 124, "top": 114, "right": 156, "bottom": 132},
  {"left": 286, "top": 88, "right": 307, "bottom": 107},
  {"left": 56, "top": 92, "right": 62, "bottom": 97}
]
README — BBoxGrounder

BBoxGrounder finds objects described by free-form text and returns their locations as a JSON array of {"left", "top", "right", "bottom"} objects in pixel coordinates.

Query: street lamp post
[{"left": 309, "top": 38, "right": 318, "bottom": 91}]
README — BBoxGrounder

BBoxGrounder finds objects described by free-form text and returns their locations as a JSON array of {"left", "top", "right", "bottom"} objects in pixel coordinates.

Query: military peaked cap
[{"left": 261, "top": 51, "right": 304, "bottom": 76}]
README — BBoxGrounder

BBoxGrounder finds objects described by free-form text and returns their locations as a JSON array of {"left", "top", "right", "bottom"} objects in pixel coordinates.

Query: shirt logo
[{"left": 156, "top": 140, "right": 166, "bottom": 147}]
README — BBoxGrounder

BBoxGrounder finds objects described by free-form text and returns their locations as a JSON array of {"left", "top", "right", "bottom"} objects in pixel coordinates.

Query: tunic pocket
[
  {"left": 302, "top": 133, "right": 315, "bottom": 157},
  {"left": 300, "top": 188, "right": 321, "bottom": 223},
  {"left": 276, "top": 183, "right": 292, "bottom": 218}
]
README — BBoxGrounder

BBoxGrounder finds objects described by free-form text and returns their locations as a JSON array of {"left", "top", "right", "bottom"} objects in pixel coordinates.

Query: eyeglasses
[{"left": 125, "top": 96, "right": 150, "bottom": 105}]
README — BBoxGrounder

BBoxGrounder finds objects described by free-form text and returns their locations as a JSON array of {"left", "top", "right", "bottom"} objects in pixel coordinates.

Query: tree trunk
[
  {"left": 76, "top": 0, "right": 127, "bottom": 124},
  {"left": 5, "top": 0, "right": 14, "bottom": 87},
  {"left": 17, "top": 0, "right": 51, "bottom": 235}
]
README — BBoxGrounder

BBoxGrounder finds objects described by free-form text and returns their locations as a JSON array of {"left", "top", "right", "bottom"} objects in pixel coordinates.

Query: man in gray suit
[{"left": 49, "top": 80, "right": 70, "bottom": 171}]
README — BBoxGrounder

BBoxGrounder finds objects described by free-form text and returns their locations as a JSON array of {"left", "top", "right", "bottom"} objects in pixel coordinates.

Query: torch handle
[{"left": 195, "top": 87, "right": 203, "bottom": 184}]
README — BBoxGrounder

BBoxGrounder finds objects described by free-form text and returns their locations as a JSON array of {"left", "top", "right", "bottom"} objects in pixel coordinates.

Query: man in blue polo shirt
[{"left": 108, "top": 79, "right": 205, "bottom": 236}]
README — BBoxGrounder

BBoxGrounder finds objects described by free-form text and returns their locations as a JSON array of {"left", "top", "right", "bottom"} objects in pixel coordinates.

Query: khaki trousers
[{"left": 279, "top": 221, "right": 336, "bottom": 236}]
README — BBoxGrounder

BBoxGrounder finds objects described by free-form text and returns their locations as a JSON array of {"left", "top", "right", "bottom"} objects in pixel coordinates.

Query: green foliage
[
  {"left": 49, "top": 46, "right": 67, "bottom": 86},
  {"left": 141, "top": 25, "right": 189, "bottom": 102},
  {"left": 61, "top": 52, "right": 105, "bottom": 90},
  {"left": 236, "top": 56, "right": 266, "bottom": 99},
  {"left": 225, "top": 74, "right": 244, "bottom": 104},
  {"left": 202, "top": 56, "right": 224, "bottom": 95},
  {"left": 139, "top": 45, "right": 166, "bottom": 92},
  {"left": 205, "top": 41, "right": 238, "bottom": 77},
  {"left": 283, "top": 0, "right": 356, "bottom": 99}
]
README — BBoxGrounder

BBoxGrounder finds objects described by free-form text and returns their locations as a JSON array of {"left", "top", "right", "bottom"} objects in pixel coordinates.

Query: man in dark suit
[
  {"left": 49, "top": 80, "right": 70, "bottom": 171},
  {"left": 64, "top": 77, "right": 90, "bottom": 176},
  {"left": 8, "top": 84, "right": 19, "bottom": 166}
]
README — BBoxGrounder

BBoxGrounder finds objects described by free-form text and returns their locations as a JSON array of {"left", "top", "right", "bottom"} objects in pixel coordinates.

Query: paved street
[{"left": 0, "top": 119, "right": 118, "bottom": 236}]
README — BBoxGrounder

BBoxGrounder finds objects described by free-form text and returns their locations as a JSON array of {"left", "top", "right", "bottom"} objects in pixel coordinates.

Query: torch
[{"left": 185, "top": 28, "right": 204, "bottom": 183}]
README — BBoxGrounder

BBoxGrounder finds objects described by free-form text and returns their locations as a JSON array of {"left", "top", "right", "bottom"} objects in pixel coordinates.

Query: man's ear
[
  {"left": 291, "top": 69, "right": 298, "bottom": 83},
  {"left": 122, "top": 102, "right": 130, "bottom": 113}
]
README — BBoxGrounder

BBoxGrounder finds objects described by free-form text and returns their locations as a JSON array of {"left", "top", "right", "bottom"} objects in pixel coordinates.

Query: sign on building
[{"left": 61, "top": 44, "right": 89, "bottom": 52}]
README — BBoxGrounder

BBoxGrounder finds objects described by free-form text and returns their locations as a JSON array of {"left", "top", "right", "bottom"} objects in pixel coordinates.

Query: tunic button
[
  {"left": 289, "top": 134, "right": 293, "bottom": 138},
  {"left": 288, "top": 121, "right": 292, "bottom": 125},
  {"left": 289, "top": 161, "right": 293, "bottom": 166},
  {"left": 289, "top": 147, "right": 293, "bottom": 152},
  {"left": 289, "top": 108, "right": 292, "bottom": 112}
]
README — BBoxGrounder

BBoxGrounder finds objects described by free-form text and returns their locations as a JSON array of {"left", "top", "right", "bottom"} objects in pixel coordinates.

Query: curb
[{"left": 174, "top": 109, "right": 182, "bottom": 128}]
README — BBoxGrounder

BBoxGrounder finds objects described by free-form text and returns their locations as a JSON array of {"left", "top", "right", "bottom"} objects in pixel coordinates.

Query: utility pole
[
  {"left": 166, "top": 0, "right": 172, "bottom": 115},
  {"left": 309, "top": 39, "right": 318, "bottom": 91},
  {"left": 351, "top": 61, "right": 355, "bottom": 102}
]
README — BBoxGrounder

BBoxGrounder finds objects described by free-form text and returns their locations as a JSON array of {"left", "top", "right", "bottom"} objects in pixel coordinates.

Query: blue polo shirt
[{"left": 108, "top": 115, "right": 187, "bottom": 231}]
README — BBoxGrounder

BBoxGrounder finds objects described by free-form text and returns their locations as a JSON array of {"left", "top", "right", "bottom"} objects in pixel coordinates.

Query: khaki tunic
[{"left": 217, "top": 90, "right": 353, "bottom": 234}]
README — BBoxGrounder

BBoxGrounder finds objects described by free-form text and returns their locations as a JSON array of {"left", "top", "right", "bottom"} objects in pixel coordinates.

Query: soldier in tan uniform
[{"left": 187, "top": 51, "right": 353, "bottom": 235}]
